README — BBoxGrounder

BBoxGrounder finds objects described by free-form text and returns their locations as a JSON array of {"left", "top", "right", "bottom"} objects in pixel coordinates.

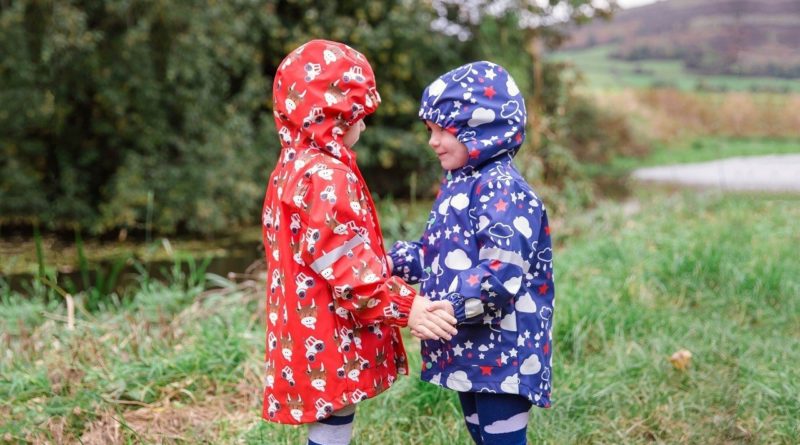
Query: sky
[{"left": 617, "top": 0, "right": 660, "bottom": 8}]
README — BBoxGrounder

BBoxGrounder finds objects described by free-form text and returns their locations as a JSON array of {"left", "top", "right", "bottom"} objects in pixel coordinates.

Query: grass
[
  {"left": 548, "top": 45, "right": 800, "bottom": 93},
  {"left": 2, "top": 190, "right": 800, "bottom": 443}
]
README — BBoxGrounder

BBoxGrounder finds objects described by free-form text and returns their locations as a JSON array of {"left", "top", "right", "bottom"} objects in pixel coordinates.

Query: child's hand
[{"left": 408, "top": 298, "right": 458, "bottom": 341}]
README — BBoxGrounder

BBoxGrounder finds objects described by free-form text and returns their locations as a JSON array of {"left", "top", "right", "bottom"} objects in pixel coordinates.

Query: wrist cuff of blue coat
[
  {"left": 443, "top": 293, "right": 483, "bottom": 323},
  {"left": 389, "top": 241, "right": 416, "bottom": 278}
]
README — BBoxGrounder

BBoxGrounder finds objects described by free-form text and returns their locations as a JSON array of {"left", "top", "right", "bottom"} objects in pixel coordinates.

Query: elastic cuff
[
  {"left": 388, "top": 248, "right": 406, "bottom": 277},
  {"left": 386, "top": 277, "right": 416, "bottom": 327},
  {"left": 443, "top": 292, "right": 467, "bottom": 323}
]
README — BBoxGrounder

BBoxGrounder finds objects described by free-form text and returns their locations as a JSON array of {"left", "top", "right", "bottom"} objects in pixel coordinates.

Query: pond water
[{"left": 2, "top": 240, "right": 265, "bottom": 296}]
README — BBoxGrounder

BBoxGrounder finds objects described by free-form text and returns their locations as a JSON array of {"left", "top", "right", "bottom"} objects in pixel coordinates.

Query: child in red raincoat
[{"left": 262, "top": 39, "right": 457, "bottom": 445}]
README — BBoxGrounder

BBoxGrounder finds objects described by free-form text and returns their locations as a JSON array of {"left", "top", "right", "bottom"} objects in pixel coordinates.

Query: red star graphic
[
  {"left": 544, "top": 226, "right": 551, "bottom": 236},
  {"left": 495, "top": 357, "right": 503, "bottom": 366},
  {"left": 483, "top": 86, "right": 496, "bottom": 99},
  {"left": 476, "top": 183, "right": 482, "bottom": 194},
  {"left": 543, "top": 343, "right": 550, "bottom": 354},
  {"left": 445, "top": 126, "right": 458, "bottom": 135},
  {"left": 515, "top": 133, "right": 523, "bottom": 143},
  {"left": 489, "top": 260, "right": 502, "bottom": 271},
  {"left": 538, "top": 283, "right": 549, "bottom": 295},
  {"left": 469, "top": 149, "right": 480, "bottom": 159},
  {"left": 467, "top": 274, "right": 480, "bottom": 286},
  {"left": 480, "top": 366, "right": 493, "bottom": 376},
  {"left": 494, "top": 199, "right": 508, "bottom": 212},
  {"left": 546, "top": 272, "right": 552, "bottom": 280}
]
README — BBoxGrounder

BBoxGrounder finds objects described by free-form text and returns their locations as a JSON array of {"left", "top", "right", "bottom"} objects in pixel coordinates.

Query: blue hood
[{"left": 419, "top": 61, "right": 527, "bottom": 170}]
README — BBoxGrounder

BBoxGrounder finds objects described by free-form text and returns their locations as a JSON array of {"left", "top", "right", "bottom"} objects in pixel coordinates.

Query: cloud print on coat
[
  {"left": 513, "top": 216, "right": 532, "bottom": 238},
  {"left": 450, "top": 193, "right": 470, "bottom": 211},
  {"left": 446, "top": 371, "right": 473, "bottom": 391},
  {"left": 488, "top": 223, "right": 513, "bottom": 239},
  {"left": 468, "top": 108, "right": 495, "bottom": 127},
  {"left": 500, "top": 373, "right": 521, "bottom": 394},
  {"left": 445, "top": 249, "right": 472, "bottom": 270},
  {"left": 520, "top": 354, "right": 542, "bottom": 375},
  {"left": 500, "top": 312, "right": 517, "bottom": 331},
  {"left": 515, "top": 293, "right": 537, "bottom": 313},
  {"left": 537, "top": 247, "right": 553, "bottom": 262}
]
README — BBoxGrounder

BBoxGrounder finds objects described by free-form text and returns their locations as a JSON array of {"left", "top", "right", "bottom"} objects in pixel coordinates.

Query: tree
[{"left": 428, "top": 0, "right": 616, "bottom": 150}]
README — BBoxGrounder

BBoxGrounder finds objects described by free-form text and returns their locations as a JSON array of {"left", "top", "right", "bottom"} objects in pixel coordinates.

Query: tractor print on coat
[{"left": 263, "top": 40, "right": 418, "bottom": 425}]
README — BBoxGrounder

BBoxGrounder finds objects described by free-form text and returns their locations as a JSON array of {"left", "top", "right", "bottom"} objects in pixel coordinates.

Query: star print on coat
[
  {"left": 390, "top": 61, "right": 555, "bottom": 409},
  {"left": 263, "top": 40, "right": 416, "bottom": 425}
]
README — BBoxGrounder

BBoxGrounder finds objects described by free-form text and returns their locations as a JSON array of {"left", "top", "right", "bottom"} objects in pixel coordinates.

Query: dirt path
[{"left": 631, "top": 154, "right": 800, "bottom": 192}]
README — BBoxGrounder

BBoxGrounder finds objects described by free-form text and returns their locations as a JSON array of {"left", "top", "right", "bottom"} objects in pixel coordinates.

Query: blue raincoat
[{"left": 389, "top": 61, "right": 554, "bottom": 408}]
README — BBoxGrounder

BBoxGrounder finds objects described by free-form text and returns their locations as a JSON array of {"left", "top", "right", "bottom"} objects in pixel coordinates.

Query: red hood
[{"left": 272, "top": 40, "right": 381, "bottom": 163}]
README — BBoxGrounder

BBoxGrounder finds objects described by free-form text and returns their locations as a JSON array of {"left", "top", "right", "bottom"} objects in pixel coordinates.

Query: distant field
[{"left": 549, "top": 45, "right": 800, "bottom": 93}]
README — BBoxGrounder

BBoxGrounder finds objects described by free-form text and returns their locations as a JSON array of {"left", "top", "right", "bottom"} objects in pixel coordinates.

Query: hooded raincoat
[
  {"left": 389, "top": 61, "right": 555, "bottom": 408},
  {"left": 262, "top": 40, "right": 417, "bottom": 424}
]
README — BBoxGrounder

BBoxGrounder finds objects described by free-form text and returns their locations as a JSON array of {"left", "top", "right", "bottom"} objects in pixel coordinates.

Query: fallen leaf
[{"left": 669, "top": 348, "right": 693, "bottom": 370}]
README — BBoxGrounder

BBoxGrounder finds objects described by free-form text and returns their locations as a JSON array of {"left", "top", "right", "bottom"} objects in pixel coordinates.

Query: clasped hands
[
  {"left": 387, "top": 255, "right": 457, "bottom": 341},
  {"left": 408, "top": 297, "right": 457, "bottom": 341}
]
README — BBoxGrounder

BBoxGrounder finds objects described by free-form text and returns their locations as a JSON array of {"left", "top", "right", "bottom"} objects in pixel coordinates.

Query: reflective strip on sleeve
[{"left": 310, "top": 236, "right": 365, "bottom": 274}]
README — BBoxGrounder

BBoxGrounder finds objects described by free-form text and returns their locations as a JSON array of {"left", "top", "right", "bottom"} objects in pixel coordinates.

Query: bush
[{"left": 0, "top": 0, "right": 472, "bottom": 235}]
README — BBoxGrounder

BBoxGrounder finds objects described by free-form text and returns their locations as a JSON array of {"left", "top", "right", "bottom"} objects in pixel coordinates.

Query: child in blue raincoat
[{"left": 387, "top": 61, "right": 555, "bottom": 445}]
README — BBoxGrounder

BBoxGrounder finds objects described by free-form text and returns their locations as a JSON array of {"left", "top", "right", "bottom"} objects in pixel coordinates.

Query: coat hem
[{"left": 421, "top": 374, "right": 552, "bottom": 409}]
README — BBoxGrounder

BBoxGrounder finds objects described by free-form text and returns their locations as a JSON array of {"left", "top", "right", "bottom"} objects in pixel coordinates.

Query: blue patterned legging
[{"left": 458, "top": 392, "right": 532, "bottom": 445}]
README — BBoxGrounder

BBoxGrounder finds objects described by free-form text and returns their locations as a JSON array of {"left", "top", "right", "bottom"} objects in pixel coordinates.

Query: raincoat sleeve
[
  {"left": 444, "top": 180, "right": 544, "bottom": 324},
  {"left": 388, "top": 239, "right": 425, "bottom": 284},
  {"left": 292, "top": 166, "right": 417, "bottom": 327}
]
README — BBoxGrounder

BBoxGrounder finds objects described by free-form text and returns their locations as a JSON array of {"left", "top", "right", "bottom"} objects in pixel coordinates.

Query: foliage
[{"left": 0, "top": 0, "right": 472, "bottom": 235}]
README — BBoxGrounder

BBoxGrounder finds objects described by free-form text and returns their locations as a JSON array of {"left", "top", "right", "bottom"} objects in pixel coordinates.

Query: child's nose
[{"left": 429, "top": 133, "right": 439, "bottom": 147}]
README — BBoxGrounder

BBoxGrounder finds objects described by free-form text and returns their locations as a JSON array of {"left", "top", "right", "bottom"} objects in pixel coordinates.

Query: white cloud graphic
[
  {"left": 450, "top": 193, "right": 470, "bottom": 211},
  {"left": 500, "top": 100, "right": 520, "bottom": 118},
  {"left": 503, "top": 276, "right": 522, "bottom": 294},
  {"left": 520, "top": 354, "right": 542, "bottom": 375},
  {"left": 428, "top": 79, "right": 447, "bottom": 104},
  {"left": 500, "top": 373, "right": 520, "bottom": 394},
  {"left": 478, "top": 215, "right": 491, "bottom": 231},
  {"left": 446, "top": 371, "right": 472, "bottom": 391},
  {"left": 506, "top": 77, "right": 520, "bottom": 96},
  {"left": 500, "top": 312, "right": 517, "bottom": 331},
  {"left": 515, "top": 293, "right": 537, "bottom": 313},
  {"left": 444, "top": 249, "right": 472, "bottom": 270},
  {"left": 484, "top": 412, "right": 529, "bottom": 434},
  {"left": 513, "top": 216, "right": 532, "bottom": 238},
  {"left": 465, "top": 413, "right": 479, "bottom": 425},
  {"left": 438, "top": 197, "right": 451, "bottom": 215},
  {"left": 488, "top": 223, "right": 513, "bottom": 239},
  {"left": 537, "top": 247, "right": 553, "bottom": 262},
  {"left": 468, "top": 108, "right": 495, "bottom": 127}
]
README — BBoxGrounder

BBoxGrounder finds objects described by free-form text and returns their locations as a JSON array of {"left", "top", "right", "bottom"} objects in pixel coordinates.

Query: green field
[
  {"left": 549, "top": 45, "right": 800, "bottom": 93},
  {"left": 3, "top": 189, "right": 799, "bottom": 443}
]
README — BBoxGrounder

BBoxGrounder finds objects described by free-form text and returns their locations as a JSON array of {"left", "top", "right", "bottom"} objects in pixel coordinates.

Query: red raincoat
[{"left": 262, "top": 40, "right": 417, "bottom": 424}]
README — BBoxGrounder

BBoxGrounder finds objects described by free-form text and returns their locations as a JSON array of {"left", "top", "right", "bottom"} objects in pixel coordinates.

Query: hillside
[{"left": 562, "top": 0, "right": 800, "bottom": 78}]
